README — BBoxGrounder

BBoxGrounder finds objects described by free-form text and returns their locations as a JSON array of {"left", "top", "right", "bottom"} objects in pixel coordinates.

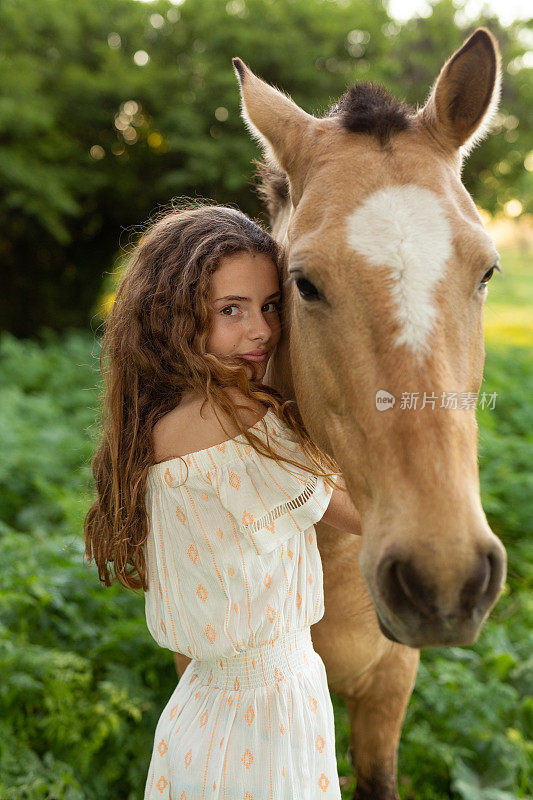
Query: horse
[{"left": 226, "top": 27, "right": 507, "bottom": 799}]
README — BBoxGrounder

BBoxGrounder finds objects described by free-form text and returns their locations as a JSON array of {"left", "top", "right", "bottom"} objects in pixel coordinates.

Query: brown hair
[{"left": 84, "top": 200, "right": 341, "bottom": 593}]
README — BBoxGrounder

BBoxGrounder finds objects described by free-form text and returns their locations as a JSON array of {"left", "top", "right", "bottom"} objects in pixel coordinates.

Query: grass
[{"left": 484, "top": 248, "right": 533, "bottom": 347}]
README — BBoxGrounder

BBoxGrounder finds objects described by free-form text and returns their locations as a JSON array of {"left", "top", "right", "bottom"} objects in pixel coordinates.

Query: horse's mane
[
  {"left": 253, "top": 160, "right": 290, "bottom": 224},
  {"left": 254, "top": 82, "right": 415, "bottom": 224},
  {"left": 326, "top": 82, "right": 415, "bottom": 144}
]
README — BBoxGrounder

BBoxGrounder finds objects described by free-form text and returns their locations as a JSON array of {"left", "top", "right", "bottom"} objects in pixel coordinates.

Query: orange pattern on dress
[
  {"left": 316, "top": 734, "right": 325, "bottom": 752},
  {"left": 205, "top": 624, "right": 216, "bottom": 644},
  {"left": 241, "top": 749, "right": 253, "bottom": 768},
  {"left": 196, "top": 583, "right": 208, "bottom": 601},
  {"left": 229, "top": 471, "right": 241, "bottom": 489},
  {"left": 176, "top": 505, "right": 186, "bottom": 524},
  {"left": 242, "top": 510, "right": 254, "bottom": 526},
  {"left": 318, "top": 773, "right": 330, "bottom": 791},
  {"left": 164, "top": 468, "right": 173, "bottom": 487}
]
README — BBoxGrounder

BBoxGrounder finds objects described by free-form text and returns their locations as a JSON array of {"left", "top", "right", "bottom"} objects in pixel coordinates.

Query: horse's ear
[
  {"left": 421, "top": 28, "right": 501, "bottom": 157},
  {"left": 232, "top": 58, "right": 317, "bottom": 206}
]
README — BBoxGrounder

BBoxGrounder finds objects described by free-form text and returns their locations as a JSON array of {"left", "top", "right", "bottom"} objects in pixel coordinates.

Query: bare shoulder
[{"left": 152, "top": 389, "right": 268, "bottom": 463}]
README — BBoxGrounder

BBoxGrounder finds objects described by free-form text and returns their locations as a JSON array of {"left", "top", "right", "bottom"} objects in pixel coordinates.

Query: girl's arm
[{"left": 321, "top": 477, "right": 362, "bottom": 536}]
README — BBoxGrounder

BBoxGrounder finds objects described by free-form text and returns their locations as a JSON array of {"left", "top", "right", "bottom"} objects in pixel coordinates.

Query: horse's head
[{"left": 233, "top": 29, "right": 507, "bottom": 648}]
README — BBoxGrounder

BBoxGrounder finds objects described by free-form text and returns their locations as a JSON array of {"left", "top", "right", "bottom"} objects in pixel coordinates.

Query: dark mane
[
  {"left": 253, "top": 159, "right": 290, "bottom": 223},
  {"left": 254, "top": 83, "right": 415, "bottom": 223},
  {"left": 326, "top": 82, "right": 415, "bottom": 144}
]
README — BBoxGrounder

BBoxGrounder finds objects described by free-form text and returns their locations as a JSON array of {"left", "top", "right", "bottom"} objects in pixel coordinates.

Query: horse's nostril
[
  {"left": 459, "top": 554, "right": 490, "bottom": 614},
  {"left": 460, "top": 545, "right": 506, "bottom": 616},
  {"left": 377, "top": 557, "right": 436, "bottom": 620},
  {"left": 394, "top": 560, "right": 437, "bottom": 617},
  {"left": 377, "top": 543, "right": 506, "bottom": 624}
]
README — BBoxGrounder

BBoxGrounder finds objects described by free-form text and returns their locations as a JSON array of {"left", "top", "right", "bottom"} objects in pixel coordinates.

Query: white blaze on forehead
[{"left": 345, "top": 185, "right": 452, "bottom": 356}]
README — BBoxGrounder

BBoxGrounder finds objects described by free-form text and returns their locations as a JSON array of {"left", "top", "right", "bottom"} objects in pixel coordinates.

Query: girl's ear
[{"left": 420, "top": 28, "right": 501, "bottom": 158}]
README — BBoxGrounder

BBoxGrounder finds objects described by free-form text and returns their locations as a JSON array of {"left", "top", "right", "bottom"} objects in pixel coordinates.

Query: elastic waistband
[{"left": 186, "top": 628, "right": 315, "bottom": 691}]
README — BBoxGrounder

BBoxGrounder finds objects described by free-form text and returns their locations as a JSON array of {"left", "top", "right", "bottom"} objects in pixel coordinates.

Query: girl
[{"left": 84, "top": 202, "right": 361, "bottom": 800}]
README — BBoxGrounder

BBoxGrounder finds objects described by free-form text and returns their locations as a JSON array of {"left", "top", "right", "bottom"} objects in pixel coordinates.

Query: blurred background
[{"left": 0, "top": 0, "right": 531, "bottom": 798}]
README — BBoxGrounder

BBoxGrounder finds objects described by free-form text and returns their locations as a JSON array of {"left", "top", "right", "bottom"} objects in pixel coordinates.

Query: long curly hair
[{"left": 84, "top": 200, "right": 341, "bottom": 593}]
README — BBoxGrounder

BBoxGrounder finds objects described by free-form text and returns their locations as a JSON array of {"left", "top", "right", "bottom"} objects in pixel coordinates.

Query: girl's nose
[{"left": 248, "top": 310, "right": 272, "bottom": 339}]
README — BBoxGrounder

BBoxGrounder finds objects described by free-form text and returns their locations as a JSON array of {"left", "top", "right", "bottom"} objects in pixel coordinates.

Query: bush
[{"left": 0, "top": 327, "right": 531, "bottom": 799}]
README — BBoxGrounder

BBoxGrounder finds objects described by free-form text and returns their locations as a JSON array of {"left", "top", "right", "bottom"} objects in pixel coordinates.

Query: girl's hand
[{"left": 321, "top": 476, "right": 362, "bottom": 536}]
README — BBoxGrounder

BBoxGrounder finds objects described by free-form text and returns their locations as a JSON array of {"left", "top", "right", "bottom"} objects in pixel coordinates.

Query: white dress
[{"left": 143, "top": 408, "right": 340, "bottom": 800}]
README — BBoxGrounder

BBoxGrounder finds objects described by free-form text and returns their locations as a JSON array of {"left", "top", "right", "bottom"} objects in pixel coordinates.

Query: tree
[{"left": 0, "top": 0, "right": 530, "bottom": 335}]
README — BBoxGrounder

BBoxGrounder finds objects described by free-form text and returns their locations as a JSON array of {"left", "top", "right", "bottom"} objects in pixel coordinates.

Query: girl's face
[{"left": 206, "top": 251, "right": 282, "bottom": 382}]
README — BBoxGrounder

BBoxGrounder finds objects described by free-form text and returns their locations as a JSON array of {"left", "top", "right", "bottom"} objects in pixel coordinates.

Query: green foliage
[
  {"left": 0, "top": 286, "right": 532, "bottom": 798},
  {"left": 0, "top": 521, "right": 177, "bottom": 800},
  {"left": 0, "top": 329, "right": 99, "bottom": 532},
  {"left": 1, "top": 0, "right": 531, "bottom": 334}
]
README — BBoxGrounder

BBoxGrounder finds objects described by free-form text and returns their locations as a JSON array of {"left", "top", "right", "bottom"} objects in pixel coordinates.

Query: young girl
[{"left": 84, "top": 202, "right": 361, "bottom": 800}]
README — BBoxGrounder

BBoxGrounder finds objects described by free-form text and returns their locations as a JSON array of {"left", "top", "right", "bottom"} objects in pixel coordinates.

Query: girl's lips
[{"left": 240, "top": 352, "right": 268, "bottom": 362}]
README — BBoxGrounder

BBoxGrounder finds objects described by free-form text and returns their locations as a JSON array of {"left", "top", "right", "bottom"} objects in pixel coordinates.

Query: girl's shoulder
[{"left": 152, "top": 390, "right": 269, "bottom": 465}]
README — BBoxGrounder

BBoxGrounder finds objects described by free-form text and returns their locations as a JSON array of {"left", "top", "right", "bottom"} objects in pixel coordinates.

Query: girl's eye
[
  {"left": 263, "top": 301, "right": 280, "bottom": 313},
  {"left": 220, "top": 302, "right": 280, "bottom": 317},
  {"left": 220, "top": 305, "right": 239, "bottom": 316}
]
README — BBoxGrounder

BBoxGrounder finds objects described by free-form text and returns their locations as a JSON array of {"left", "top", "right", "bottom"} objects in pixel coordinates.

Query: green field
[
  {"left": 484, "top": 248, "right": 533, "bottom": 348},
  {"left": 0, "top": 248, "right": 531, "bottom": 799}
]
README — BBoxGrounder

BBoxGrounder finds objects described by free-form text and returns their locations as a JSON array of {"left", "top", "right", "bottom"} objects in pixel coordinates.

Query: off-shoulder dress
[{"left": 143, "top": 407, "right": 340, "bottom": 800}]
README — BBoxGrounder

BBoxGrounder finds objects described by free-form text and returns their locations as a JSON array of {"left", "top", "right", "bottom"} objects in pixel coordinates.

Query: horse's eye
[
  {"left": 295, "top": 277, "right": 320, "bottom": 301},
  {"left": 479, "top": 263, "right": 500, "bottom": 291}
]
